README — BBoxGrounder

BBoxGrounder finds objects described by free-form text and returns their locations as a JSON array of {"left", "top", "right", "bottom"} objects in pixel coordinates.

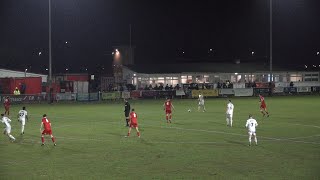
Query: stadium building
[{"left": 100, "top": 47, "right": 320, "bottom": 91}]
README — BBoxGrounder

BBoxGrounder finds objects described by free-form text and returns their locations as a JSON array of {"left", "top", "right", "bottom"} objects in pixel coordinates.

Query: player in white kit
[
  {"left": 1, "top": 113, "right": 16, "bottom": 142},
  {"left": 18, "top": 106, "right": 28, "bottom": 135},
  {"left": 198, "top": 94, "right": 206, "bottom": 112},
  {"left": 226, "top": 100, "right": 234, "bottom": 127},
  {"left": 245, "top": 115, "right": 258, "bottom": 146}
]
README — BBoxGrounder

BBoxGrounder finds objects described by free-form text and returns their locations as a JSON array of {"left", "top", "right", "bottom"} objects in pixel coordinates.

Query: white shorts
[
  {"left": 226, "top": 114, "right": 233, "bottom": 119},
  {"left": 4, "top": 126, "right": 11, "bottom": 134},
  {"left": 199, "top": 101, "right": 205, "bottom": 106},
  {"left": 248, "top": 131, "right": 256, "bottom": 136},
  {"left": 19, "top": 119, "right": 26, "bottom": 126}
]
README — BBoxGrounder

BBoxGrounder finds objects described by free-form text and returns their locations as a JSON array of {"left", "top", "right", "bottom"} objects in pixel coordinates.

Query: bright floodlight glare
[
  {"left": 66, "top": 68, "right": 68, "bottom": 71},
  {"left": 317, "top": 51, "right": 319, "bottom": 55},
  {"left": 45, "top": 68, "right": 48, "bottom": 71},
  {"left": 25, "top": 69, "right": 28, "bottom": 71},
  {"left": 251, "top": 51, "right": 255, "bottom": 55},
  {"left": 38, "top": 52, "right": 42, "bottom": 56},
  {"left": 235, "top": 73, "right": 238, "bottom": 75},
  {"left": 65, "top": 41, "right": 68, "bottom": 44}
]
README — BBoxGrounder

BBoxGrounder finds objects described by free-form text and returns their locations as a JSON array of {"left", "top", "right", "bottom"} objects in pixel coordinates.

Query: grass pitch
[{"left": 0, "top": 96, "right": 320, "bottom": 179}]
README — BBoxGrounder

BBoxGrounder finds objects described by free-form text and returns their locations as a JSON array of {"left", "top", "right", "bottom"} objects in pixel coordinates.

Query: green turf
[{"left": 1, "top": 96, "right": 319, "bottom": 179}]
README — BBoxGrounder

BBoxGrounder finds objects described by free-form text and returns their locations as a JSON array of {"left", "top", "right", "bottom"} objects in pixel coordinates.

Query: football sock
[
  {"left": 249, "top": 135, "right": 252, "bottom": 144},
  {"left": 21, "top": 125, "right": 25, "bottom": 134},
  {"left": 169, "top": 115, "right": 172, "bottom": 120},
  {"left": 41, "top": 137, "right": 45, "bottom": 143},
  {"left": 254, "top": 137, "right": 257, "bottom": 144},
  {"left": 230, "top": 119, "right": 233, "bottom": 127},
  {"left": 51, "top": 137, "right": 55, "bottom": 143},
  {"left": 166, "top": 115, "right": 168, "bottom": 120},
  {"left": 127, "top": 132, "right": 130, "bottom": 136},
  {"left": 137, "top": 132, "right": 140, "bottom": 137},
  {"left": 9, "top": 134, "right": 15, "bottom": 140}
]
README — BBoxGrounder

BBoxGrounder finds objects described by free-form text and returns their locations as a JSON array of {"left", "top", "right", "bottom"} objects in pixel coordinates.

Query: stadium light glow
[
  {"left": 317, "top": 51, "right": 319, "bottom": 55},
  {"left": 235, "top": 73, "right": 238, "bottom": 75}
]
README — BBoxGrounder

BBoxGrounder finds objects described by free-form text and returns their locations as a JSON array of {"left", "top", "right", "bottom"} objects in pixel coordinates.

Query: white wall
[{"left": 0, "top": 69, "right": 48, "bottom": 82}]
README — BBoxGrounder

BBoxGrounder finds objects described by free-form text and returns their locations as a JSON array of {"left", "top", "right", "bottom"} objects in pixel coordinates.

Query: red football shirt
[
  {"left": 164, "top": 100, "right": 172, "bottom": 110},
  {"left": 4, "top": 99, "right": 10, "bottom": 106},
  {"left": 42, "top": 117, "right": 52, "bottom": 131},
  {"left": 259, "top": 95, "right": 266, "bottom": 107},
  {"left": 130, "top": 112, "right": 138, "bottom": 124}
]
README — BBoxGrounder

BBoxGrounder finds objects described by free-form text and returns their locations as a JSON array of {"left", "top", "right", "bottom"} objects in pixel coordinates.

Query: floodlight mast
[
  {"left": 48, "top": 0, "right": 53, "bottom": 102},
  {"left": 270, "top": 0, "right": 273, "bottom": 82}
]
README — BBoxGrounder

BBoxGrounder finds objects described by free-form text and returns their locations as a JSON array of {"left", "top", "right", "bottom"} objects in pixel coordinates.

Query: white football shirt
[
  {"left": 18, "top": 110, "right": 28, "bottom": 120},
  {"left": 245, "top": 118, "right": 258, "bottom": 132},
  {"left": 1, "top": 117, "right": 12, "bottom": 128},
  {"left": 226, "top": 102, "right": 234, "bottom": 115}
]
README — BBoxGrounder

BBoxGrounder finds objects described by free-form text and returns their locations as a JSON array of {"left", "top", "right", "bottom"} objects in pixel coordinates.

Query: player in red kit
[
  {"left": 40, "top": 114, "right": 56, "bottom": 146},
  {"left": 163, "top": 98, "right": 174, "bottom": 123},
  {"left": 126, "top": 109, "right": 140, "bottom": 138},
  {"left": 259, "top": 94, "right": 269, "bottom": 117},
  {"left": 3, "top": 97, "right": 11, "bottom": 116}
]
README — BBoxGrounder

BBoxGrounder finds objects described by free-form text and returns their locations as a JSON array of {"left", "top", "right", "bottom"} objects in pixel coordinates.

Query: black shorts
[{"left": 125, "top": 111, "right": 130, "bottom": 117}]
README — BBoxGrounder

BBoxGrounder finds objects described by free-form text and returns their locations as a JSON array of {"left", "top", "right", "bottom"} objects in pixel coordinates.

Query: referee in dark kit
[{"left": 124, "top": 99, "right": 131, "bottom": 127}]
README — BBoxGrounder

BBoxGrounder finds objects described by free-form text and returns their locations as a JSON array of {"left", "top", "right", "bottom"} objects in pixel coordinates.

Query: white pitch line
[
  {"left": 284, "top": 134, "right": 320, "bottom": 140},
  {"left": 291, "top": 123, "right": 320, "bottom": 129}
]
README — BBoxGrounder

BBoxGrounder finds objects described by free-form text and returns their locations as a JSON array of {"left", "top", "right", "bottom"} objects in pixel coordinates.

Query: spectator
[
  {"left": 148, "top": 84, "right": 153, "bottom": 90},
  {"left": 165, "top": 84, "right": 169, "bottom": 90},
  {"left": 169, "top": 85, "right": 173, "bottom": 90},
  {"left": 290, "top": 82, "right": 294, "bottom": 87},
  {"left": 144, "top": 85, "right": 149, "bottom": 90},
  {"left": 217, "top": 82, "right": 221, "bottom": 88},
  {"left": 154, "top": 84, "right": 159, "bottom": 90},
  {"left": 252, "top": 82, "right": 257, "bottom": 88},
  {"left": 159, "top": 84, "right": 164, "bottom": 90},
  {"left": 175, "top": 84, "right": 180, "bottom": 90}
]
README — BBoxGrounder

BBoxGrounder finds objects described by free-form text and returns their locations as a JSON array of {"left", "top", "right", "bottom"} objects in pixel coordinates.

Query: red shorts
[
  {"left": 260, "top": 104, "right": 267, "bottom": 109},
  {"left": 42, "top": 129, "right": 52, "bottom": 135},
  {"left": 165, "top": 109, "right": 172, "bottom": 114},
  {"left": 130, "top": 123, "right": 138, "bottom": 128}
]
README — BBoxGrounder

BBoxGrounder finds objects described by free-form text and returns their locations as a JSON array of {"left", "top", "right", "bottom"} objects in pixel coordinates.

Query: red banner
[{"left": 130, "top": 91, "right": 141, "bottom": 98}]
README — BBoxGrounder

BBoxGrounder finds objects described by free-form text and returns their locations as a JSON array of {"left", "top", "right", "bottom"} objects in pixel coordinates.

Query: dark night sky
[{"left": 0, "top": 0, "right": 319, "bottom": 73}]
